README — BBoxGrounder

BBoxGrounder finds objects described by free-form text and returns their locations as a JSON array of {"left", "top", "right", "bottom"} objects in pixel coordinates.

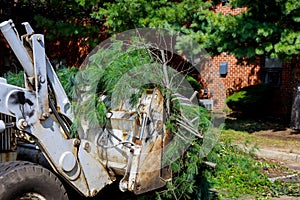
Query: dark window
[
  {"left": 263, "top": 57, "right": 282, "bottom": 87},
  {"left": 264, "top": 70, "right": 281, "bottom": 86},
  {"left": 219, "top": 62, "right": 228, "bottom": 77}
]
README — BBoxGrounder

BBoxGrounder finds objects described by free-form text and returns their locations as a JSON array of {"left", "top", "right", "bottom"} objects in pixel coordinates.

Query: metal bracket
[
  {"left": 31, "top": 34, "right": 49, "bottom": 120},
  {"left": 22, "top": 22, "right": 34, "bottom": 35}
]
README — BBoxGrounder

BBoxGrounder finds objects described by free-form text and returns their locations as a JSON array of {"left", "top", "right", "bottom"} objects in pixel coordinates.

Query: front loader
[{"left": 0, "top": 19, "right": 181, "bottom": 199}]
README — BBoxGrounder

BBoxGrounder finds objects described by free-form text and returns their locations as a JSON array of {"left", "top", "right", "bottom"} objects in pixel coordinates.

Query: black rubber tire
[{"left": 0, "top": 161, "right": 68, "bottom": 200}]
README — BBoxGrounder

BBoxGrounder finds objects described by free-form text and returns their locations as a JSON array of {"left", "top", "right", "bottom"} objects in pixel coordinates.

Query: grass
[
  {"left": 221, "top": 129, "right": 300, "bottom": 154},
  {"left": 208, "top": 114, "right": 300, "bottom": 199},
  {"left": 207, "top": 141, "right": 300, "bottom": 199}
]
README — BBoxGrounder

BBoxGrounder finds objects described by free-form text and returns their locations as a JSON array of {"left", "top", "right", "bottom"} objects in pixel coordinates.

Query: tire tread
[{"left": 0, "top": 161, "right": 68, "bottom": 200}]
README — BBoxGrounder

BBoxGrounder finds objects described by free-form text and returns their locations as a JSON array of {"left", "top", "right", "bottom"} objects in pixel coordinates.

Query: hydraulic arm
[{"left": 0, "top": 20, "right": 170, "bottom": 197}]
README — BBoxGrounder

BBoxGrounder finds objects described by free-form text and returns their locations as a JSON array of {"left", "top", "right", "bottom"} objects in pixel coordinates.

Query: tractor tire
[{"left": 0, "top": 161, "right": 68, "bottom": 200}]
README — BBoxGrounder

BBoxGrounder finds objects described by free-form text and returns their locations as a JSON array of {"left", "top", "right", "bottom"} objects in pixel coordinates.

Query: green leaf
[{"left": 255, "top": 47, "right": 264, "bottom": 55}]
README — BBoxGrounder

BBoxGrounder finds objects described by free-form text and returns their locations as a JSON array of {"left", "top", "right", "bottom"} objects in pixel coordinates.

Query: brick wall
[
  {"left": 206, "top": 51, "right": 299, "bottom": 114},
  {"left": 202, "top": 3, "right": 298, "bottom": 113},
  {"left": 213, "top": 3, "right": 247, "bottom": 15},
  {"left": 199, "top": 3, "right": 251, "bottom": 111},
  {"left": 198, "top": 53, "right": 261, "bottom": 111},
  {"left": 209, "top": 54, "right": 261, "bottom": 111}
]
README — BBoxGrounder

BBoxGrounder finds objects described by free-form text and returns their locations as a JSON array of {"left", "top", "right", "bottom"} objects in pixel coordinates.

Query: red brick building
[{"left": 199, "top": 3, "right": 300, "bottom": 115}]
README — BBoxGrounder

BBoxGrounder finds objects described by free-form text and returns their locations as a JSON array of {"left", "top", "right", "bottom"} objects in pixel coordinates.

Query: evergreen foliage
[
  {"left": 70, "top": 37, "right": 215, "bottom": 199},
  {"left": 4, "top": 71, "right": 25, "bottom": 87},
  {"left": 204, "top": 0, "right": 300, "bottom": 61},
  {"left": 72, "top": 40, "right": 154, "bottom": 127},
  {"left": 89, "top": 0, "right": 299, "bottom": 61},
  {"left": 11, "top": 0, "right": 299, "bottom": 61}
]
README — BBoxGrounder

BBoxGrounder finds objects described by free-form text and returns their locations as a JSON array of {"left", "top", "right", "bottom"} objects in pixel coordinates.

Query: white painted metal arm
[{"left": 0, "top": 20, "right": 112, "bottom": 197}]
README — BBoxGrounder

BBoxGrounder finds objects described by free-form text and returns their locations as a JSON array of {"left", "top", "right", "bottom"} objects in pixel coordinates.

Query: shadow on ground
[{"left": 224, "top": 113, "right": 291, "bottom": 133}]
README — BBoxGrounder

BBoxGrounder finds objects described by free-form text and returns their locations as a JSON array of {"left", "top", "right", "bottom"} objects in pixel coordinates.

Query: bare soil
[
  {"left": 224, "top": 115, "right": 300, "bottom": 154},
  {"left": 254, "top": 128, "right": 300, "bottom": 142},
  {"left": 252, "top": 128, "right": 300, "bottom": 154}
]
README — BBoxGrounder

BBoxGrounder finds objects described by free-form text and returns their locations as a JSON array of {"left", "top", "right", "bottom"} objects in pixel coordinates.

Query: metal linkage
[
  {"left": 0, "top": 20, "right": 112, "bottom": 197},
  {"left": 0, "top": 20, "right": 34, "bottom": 79}
]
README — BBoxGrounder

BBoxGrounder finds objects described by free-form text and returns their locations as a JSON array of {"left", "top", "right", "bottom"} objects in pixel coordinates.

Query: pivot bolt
[
  {"left": 22, "top": 121, "right": 28, "bottom": 127},
  {"left": 73, "top": 139, "right": 80, "bottom": 147},
  {"left": 39, "top": 75, "right": 45, "bottom": 83},
  {"left": 84, "top": 142, "right": 91, "bottom": 153},
  {"left": 17, "top": 119, "right": 28, "bottom": 129}
]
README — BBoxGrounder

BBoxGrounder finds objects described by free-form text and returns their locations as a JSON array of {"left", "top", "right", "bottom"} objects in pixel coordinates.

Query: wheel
[{"left": 0, "top": 161, "right": 68, "bottom": 200}]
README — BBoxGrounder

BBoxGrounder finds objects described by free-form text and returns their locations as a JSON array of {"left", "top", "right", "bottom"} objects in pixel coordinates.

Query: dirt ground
[
  {"left": 254, "top": 128, "right": 300, "bottom": 142},
  {"left": 252, "top": 128, "right": 300, "bottom": 155},
  {"left": 224, "top": 115, "right": 300, "bottom": 154}
]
